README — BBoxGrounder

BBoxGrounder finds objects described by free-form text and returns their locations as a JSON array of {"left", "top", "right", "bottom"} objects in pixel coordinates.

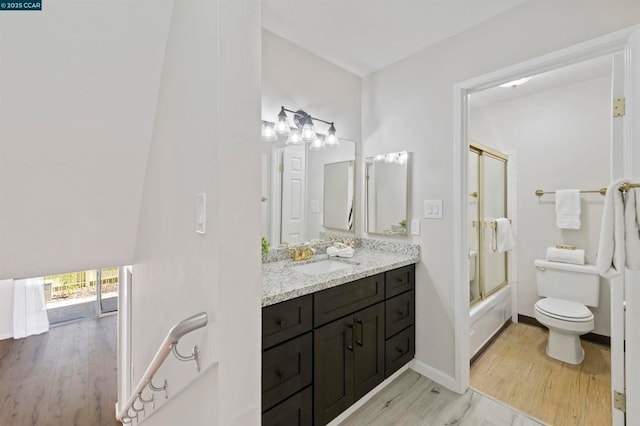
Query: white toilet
[{"left": 533, "top": 259, "right": 599, "bottom": 364}]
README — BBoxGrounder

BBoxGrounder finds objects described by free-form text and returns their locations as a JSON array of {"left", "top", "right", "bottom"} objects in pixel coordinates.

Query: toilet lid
[{"left": 535, "top": 298, "right": 593, "bottom": 321}]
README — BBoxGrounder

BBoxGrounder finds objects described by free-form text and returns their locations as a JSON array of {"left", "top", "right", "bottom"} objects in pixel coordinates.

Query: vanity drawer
[
  {"left": 314, "top": 274, "right": 384, "bottom": 327},
  {"left": 262, "top": 332, "right": 313, "bottom": 411},
  {"left": 263, "top": 295, "right": 313, "bottom": 349},
  {"left": 262, "top": 386, "right": 312, "bottom": 426},
  {"left": 385, "top": 325, "right": 415, "bottom": 378},
  {"left": 385, "top": 264, "right": 415, "bottom": 298},
  {"left": 385, "top": 290, "right": 415, "bottom": 338}
]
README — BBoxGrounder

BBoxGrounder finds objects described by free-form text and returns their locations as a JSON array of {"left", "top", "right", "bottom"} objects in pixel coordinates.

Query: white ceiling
[
  {"left": 470, "top": 55, "right": 613, "bottom": 107},
  {"left": 262, "top": 0, "right": 529, "bottom": 76}
]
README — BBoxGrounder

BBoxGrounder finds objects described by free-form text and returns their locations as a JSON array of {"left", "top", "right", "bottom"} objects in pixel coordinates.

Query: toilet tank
[{"left": 534, "top": 259, "right": 600, "bottom": 307}]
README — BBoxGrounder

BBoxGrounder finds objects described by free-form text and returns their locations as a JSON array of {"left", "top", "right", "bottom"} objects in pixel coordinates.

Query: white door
[
  {"left": 610, "top": 51, "right": 625, "bottom": 426},
  {"left": 281, "top": 145, "right": 306, "bottom": 244},
  {"left": 611, "top": 27, "right": 640, "bottom": 426}
]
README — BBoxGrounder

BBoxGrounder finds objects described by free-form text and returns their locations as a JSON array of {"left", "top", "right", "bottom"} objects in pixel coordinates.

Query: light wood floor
[
  {"left": 341, "top": 369, "right": 543, "bottom": 425},
  {"left": 0, "top": 316, "right": 119, "bottom": 426},
  {"left": 471, "top": 322, "right": 611, "bottom": 426}
]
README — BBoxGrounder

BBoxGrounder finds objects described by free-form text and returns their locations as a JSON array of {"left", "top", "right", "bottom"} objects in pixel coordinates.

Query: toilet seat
[{"left": 535, "top": 298, "right": 593, "bottom": 323}]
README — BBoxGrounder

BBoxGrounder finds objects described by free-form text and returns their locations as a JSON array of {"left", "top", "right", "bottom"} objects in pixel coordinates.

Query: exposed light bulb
[
  {"left": 261, "top": 122, "right": 277, "bottom": 142},
  {"left": 309, "top": 135, "right": 325, "bottom": 151},
  {"left": 275, "top": 107, "right": 291, "bottom": 136},
  {"left": 301, "top": 118, "right": 316, "bottom": 142},
  {"left": 285, "top": 129, "right": 303, "bottom": 145},
  {"left": 325, "top": 123, "right": 340, "bottom": 147}
]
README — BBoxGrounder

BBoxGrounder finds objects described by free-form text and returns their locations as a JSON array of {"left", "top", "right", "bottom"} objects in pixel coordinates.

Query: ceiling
[
  {"left": 262, "top": 0, "right": 529, "bottom": 76},
  {"left": 470, "top": 55, "right": 613, "bottom": 107}
]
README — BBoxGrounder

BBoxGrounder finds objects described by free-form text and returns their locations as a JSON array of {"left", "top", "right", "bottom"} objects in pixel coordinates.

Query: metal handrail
[{"left": 116, "top": 312, "right": 208, "bottom": 423}]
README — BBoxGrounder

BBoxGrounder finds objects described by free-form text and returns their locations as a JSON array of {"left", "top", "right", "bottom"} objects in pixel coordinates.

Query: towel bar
[{"left": 535, "top": 188, "right": 607, "bottom": 197}]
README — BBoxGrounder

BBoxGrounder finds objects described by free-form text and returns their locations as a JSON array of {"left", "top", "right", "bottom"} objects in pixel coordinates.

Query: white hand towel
[
  {"left": 546, "top": 247, "right": 585, "bottom": 265},
  {"left": 495, "top": 218, "right": 515, "bottom": 253},
  {"left": 556, "top": 189, "right": 581, "bottom": 229},
  {"left": 624, "top": 188, "right": 640, "bottom": 270},
  {"left": 597, "top": 178, "right": 627, "bottom": 277},
  {"left": 336, "top": 247, "right": 355, "bottom": 258},
  {"left": 326, "top": 246, "right": 339, "bottom": 257}
]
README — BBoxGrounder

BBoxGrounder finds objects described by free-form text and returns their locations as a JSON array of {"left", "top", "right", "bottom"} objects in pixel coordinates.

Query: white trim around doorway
[{"left": 452, "top": 25, "right": 640, "bottom": 396}]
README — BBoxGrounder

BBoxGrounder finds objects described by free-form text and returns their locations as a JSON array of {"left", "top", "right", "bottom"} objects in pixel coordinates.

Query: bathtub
[{"left": 469, "top": 285, "right": 512, "bottom": 358}]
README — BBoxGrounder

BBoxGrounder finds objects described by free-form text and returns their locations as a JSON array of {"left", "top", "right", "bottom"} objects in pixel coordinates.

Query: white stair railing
[{"left": 117, "top": 312, "right": 208, "bottom": 423}]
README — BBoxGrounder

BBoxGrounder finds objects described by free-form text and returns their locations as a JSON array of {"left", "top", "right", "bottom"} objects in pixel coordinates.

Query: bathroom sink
[{"left": 290, "top": 259, "right": 353, "bottom": 276}]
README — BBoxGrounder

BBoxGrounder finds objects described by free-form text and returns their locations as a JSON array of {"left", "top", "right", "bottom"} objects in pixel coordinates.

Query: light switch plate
[
  {"left": 310, "top": 200, "right": 320, "bottom": 213},
  {"left": 424, "top": 200, "right": 443, "bottom": 219},
  {"left": 410, "top": 219, "right": 420, "bottom": 235},
  {"left": 195, "top": 193, "right": 206, "bottom": 234}
]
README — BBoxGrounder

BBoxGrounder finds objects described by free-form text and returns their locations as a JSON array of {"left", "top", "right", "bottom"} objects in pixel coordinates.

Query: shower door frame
[{"left": 469, "top": 142, "right": 508, "bottom": 307}]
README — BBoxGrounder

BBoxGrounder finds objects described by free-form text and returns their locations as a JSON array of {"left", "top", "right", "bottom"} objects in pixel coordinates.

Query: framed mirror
[
  {"left": 365, "top": 151, "right": 408, "bottom": 236},
  {"left": 323, "top": 160, "right": 355, "bottom": 231},
  {"left": 261, "top": 140, "right": 356, "bottom": 246}
]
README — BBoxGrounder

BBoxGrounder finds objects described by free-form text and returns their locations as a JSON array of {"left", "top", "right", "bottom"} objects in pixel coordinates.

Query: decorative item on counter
[
  {"left": 326, "top": 242, "right": 355, "bottom": 258},
  {"left": 261, "top": 237, "right": 270, "bottom": 255}
]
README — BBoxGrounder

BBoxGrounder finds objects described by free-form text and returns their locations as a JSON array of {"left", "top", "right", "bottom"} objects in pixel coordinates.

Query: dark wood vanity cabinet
[
  {"left": 261, "top": 264, "right": 415, "bottom": 426},
  {"left": 313, "top": 302, "right": 385, "bottom": 425}
]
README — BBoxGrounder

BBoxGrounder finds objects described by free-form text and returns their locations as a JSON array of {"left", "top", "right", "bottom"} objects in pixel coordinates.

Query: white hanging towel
[
  {"left": 624, "top": 188, "right": 640, "bottom": 270},
  {"left": 597, "top": 178, "right": 627, "bottom": 277},
  {"left": 495, "top": 218, "right": 515, "bottom": 253},
  {"left": 13, "top": 277, "right": 50, "bottom": 339},
  {"left": 556, "top": 189, "right": 581, "bottom": 229}
]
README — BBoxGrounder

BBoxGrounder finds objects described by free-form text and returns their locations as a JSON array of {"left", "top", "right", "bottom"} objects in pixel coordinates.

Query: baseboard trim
[
  {"left": 518, "top": 314, "right": 610, "bottom": 347},
  {"left": 410, "top": 359, "right": 458, "bottom": 393},
  {"left": 326, "top": 363, "right": 410, "bottom": 426},
  {"left": 0, "top": 332, "right": 13, "bottom": 340}
]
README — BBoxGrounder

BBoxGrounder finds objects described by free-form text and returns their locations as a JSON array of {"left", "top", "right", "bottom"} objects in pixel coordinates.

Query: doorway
[
  {"left": 45, "top": 266, "right": 120, "bottom": 324},
  {"left": 453, "top": 27, "right": 640, "bottom": 426}
]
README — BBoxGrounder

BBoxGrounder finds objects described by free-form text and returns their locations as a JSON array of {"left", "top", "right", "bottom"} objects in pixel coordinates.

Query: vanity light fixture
[
  {"left": 261, "top": 121, "right": 278, "bottom": 141},
  {"left": 309, "top": 135, "right": 326, "bottom": 151},
  {"left": 262, "top": 106, "right": 340, "bottom": 148},
  {"left": 324, "top": 123, "right": 340, "bottom": 147},
  {"left": 285, "top": 128, "right": 303, "bottom": 145},
  {"left": 275, "top": 107, "right": 291, "bottom": 136},
  {"left": 499, "top": 76, "right": 533, "bottom": 88}
]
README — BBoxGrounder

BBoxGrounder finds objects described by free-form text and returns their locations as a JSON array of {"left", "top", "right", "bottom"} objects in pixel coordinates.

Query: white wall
[
  {"left": 362, "top": 0, "right": 640, "bottom": 381},
  {"left": 130, "top": 0, "right": 261, "bottom": 424},
  {"left": 470, "top": 76, "right": 612, "bottom": 335},
  {"left": 0, "top": 0, "right": 172, "bottom": 280},
  {"left": 261, "top": 30, "right": 361, "bottom": 244},
  {"left": 0, "top": 279, "right": 13, "bottom": 339}
]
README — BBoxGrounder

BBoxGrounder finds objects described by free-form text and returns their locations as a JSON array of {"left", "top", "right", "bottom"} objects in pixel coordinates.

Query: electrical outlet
[{"left": 410, "top": 219, "right": 420, "bottom": 235}]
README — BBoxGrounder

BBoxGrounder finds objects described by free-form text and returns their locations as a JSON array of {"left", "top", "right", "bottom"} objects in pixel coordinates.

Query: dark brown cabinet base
[
  {"left": 262, "top": 386, "right": 313, "bottom": 426},
  {"left": 262, "top": 263, "right": 416, "bottom": 425}
]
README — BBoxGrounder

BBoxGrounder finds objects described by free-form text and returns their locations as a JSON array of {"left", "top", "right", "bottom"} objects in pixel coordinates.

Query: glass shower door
[{"left": 482, "top": 153, "right": 507, "bottom": 295}]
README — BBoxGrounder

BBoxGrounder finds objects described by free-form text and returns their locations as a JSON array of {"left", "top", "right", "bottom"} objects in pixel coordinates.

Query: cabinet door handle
[
  {"left": 346, "top": 323, "right": 354, "bottom": 351},
  {"left": 275, "top": 369, "right": 284, "bottom": 380},
  {"left": 278, "top": 319, "right": 286, "bottom": 328},
  {"left": 396, "top": 347, "right": 406, "bottom": 355},
  {"left": 355, "top": 319, "right": 363, "bottom": 346}
]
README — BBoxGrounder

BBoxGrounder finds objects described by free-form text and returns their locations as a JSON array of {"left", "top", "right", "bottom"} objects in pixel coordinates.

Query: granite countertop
[{"left": 262, "top": 248, "right": 419, "bottom": 307}]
